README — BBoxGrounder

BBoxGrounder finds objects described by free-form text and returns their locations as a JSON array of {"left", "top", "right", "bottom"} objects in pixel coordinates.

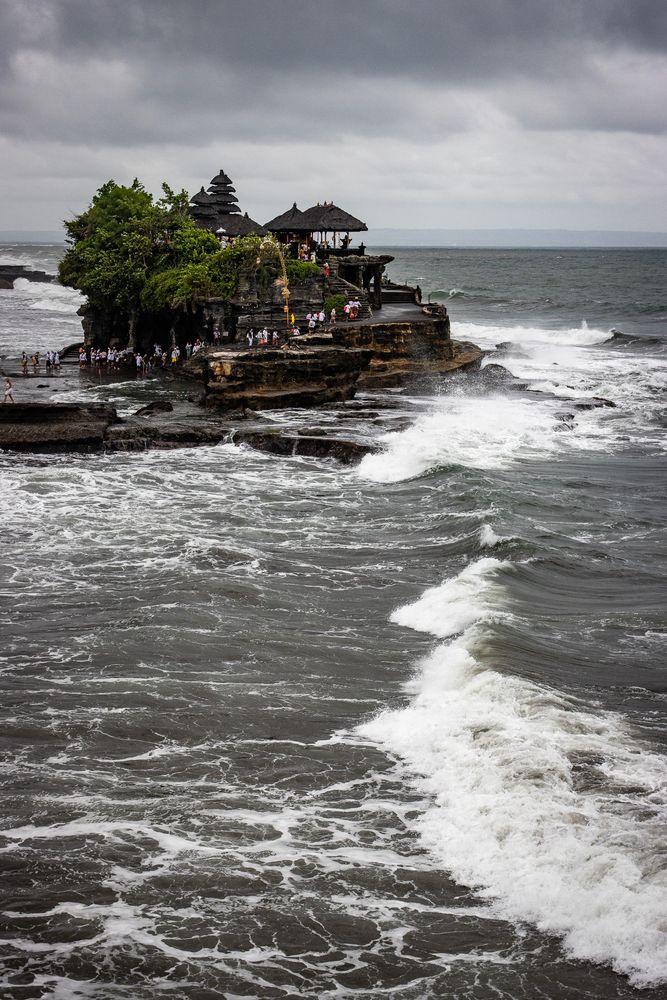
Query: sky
[{"left": 1, "top": 0, "right": 666, "bottom": 235}]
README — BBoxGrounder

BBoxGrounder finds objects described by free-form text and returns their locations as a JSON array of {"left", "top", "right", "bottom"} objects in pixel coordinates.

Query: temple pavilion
[{"left": 189, "top": 168, "right": 392, "bottom": 309}]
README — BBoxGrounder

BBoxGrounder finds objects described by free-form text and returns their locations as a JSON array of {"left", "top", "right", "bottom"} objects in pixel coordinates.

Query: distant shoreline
[{"left": 2, "top": 229, "right": 667, "bottom": 249}]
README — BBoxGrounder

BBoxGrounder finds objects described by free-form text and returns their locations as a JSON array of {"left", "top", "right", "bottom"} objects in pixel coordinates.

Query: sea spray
[
  {"left": 358, "top": 395, "right": 561, "bottom": 482},
  {"left": 360, "top": 557, "right": 667, "bottom": 987}
]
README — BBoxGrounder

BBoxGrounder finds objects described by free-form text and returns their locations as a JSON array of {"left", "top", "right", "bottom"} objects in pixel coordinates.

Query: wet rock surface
[{"left": 0, "top": 403, "right": 118, "bottom": 452}]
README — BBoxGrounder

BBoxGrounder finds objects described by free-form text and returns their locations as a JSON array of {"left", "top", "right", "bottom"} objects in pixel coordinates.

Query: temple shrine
[{"left": 188, "top": 168, "right": 399, "bottom": 312}]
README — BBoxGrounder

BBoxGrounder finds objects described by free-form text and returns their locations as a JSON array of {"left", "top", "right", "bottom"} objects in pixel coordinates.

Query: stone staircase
[{"left": 324, "top": 271, "right": 371, "bottom": 318}]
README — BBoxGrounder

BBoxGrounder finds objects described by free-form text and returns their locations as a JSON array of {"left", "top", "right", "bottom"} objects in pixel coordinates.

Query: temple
[{"left": 189, "top": 168, "right": 399, "bottom": 312}]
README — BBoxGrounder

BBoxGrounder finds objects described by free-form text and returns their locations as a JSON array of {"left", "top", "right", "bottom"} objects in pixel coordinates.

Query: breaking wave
[{"left": 359, "top": 557, "right": 667, "bottom": 988}]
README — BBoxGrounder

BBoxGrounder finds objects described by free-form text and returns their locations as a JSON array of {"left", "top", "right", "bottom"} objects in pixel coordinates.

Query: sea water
[{"left": 0, "top": 243, "right": 665, "bottom": 998}]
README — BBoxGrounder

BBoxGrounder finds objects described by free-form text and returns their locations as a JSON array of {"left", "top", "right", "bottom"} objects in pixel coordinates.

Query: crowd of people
[
  {"left": 18, "top": 350, "right": 61, "bottom": 376},
  {"left": 3, "top": 300, "right": 368, "bottom": 400}
]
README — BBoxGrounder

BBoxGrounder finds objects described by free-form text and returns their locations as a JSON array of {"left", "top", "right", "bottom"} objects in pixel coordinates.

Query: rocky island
[{"left": 0, "top": 168, "right": 483, "bottom": 458}]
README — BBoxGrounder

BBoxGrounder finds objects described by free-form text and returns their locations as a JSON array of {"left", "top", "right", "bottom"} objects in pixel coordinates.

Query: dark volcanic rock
[
  {"left": 475, "top": 363, "right": 515, "bottom": 383},
  {"left": 104, "top": 418, "right": 229, "bottom": 451},
  {"left": 0, "top": 403, "right": 118, "bottom": 452},
  {"left": 134, "top": 400, "right": 174, "bottom": 416},
  {"left": 189, "top": 346, "right": 373, "bottom": 413},
  {"left": 573, "top": 397, "right": 617, "bottom": 410},
  {"left": 232, "top": 430, "right": 374, "bottom": 464}
]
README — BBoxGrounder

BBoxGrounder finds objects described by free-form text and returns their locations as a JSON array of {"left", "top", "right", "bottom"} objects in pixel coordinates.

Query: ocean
[{"left": 0, "top": 243, "right": 665, "bottom": 999}]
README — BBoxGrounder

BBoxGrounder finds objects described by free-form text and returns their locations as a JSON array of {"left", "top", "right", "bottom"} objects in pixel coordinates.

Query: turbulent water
[{"left": 0, "top": 243, "right": 665, "bottom": 999}]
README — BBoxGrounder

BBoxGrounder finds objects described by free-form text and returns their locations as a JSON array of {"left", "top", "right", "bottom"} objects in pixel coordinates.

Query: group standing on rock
[
  {"left": 246, "top": 328, "right": 281, "bottom": 348},
  {"left": 17, "top": 349, "right": 62, "bottom": 376},
  {"left": 7, "top": 299, "right": 368, "bottom": 391}
]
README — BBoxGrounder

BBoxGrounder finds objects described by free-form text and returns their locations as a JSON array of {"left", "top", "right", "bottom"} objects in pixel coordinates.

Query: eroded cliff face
[
  {"left": 186, "top": 345, "right": 373, "bottom": 413},
  {"left": 184, "top": 307, "right": 482, "bottom": 411}
]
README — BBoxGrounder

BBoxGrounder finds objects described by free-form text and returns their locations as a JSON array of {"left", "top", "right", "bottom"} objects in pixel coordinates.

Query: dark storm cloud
[
  {"left": 2, "top": 0, "right": 667, "bottom": 117},
  {"left": 1, "top": 0, "right": 665, "bottom": 152},
  {"left": 0, "top": 0, "right": 665, "bottom": 230}
]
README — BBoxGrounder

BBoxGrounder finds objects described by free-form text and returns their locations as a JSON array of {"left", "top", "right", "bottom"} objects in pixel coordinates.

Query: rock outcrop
[
  {"left": 0, "top": 403, "right": 118, "bottom": 452},
  {"left": 181, "top": 303, "right": 482, "bottom": 410},
  {"left": 185, "top": 345, "right": 373, "bottom": 413},
  {"left": 0, "top": 265, "right": 56, "bottom": 288},
  {"left": 0, "top": 401, "right": 376, "bottom": 463}
]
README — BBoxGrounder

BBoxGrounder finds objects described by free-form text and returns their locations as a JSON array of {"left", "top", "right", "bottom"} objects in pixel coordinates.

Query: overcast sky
[{"left": 1, "top": 0, "right": 666, "bottom": 233}]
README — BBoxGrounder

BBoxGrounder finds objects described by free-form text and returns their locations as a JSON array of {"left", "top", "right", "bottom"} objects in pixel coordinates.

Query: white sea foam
[
  {"left": 455, "top": 319, "right": 610, "bottom": 350},
  {"left": 359, "top": 558, "right": 667, "bottom": 988},
  {"left": 479, "top": 523, "right": 503, "bottom": 547},
  {"left": 465, "top": 318, "right": 667, "bottom": 416},
  {"left": 10, "top": 278, "right": 85, "bottom": 313},
  {"left": 358, "top": 395, "right": 560, "bottom": 482},
  {"left": 390, "top": 556, "right": 510, "bottom": 639}
]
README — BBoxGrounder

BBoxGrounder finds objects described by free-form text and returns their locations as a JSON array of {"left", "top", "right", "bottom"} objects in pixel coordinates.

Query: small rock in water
[
  {"left": 134, "top": 399, "right": 174, "bottom": 416},
  {"left": 574, "top": 397, "right": 616, "bottom": 410}
]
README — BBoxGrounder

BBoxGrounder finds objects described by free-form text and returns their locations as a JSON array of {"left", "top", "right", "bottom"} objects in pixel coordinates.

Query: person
[
  {"left": 272, "top": 330, "right": 279, "bottom": 345},
  {"left": 20, "top": 352, "right": 28, "bottom": 376},
  {"left": 323, "top": 261, "right": 330, "bottom": 278},
  {"left": 53, "top": 351, "right": 61, "bottom": 372},
  {"left": 308, "top": 315, "right": 316, "bottom": 333},
  {"left": 31, "top": 352, "right": 39, "bottom": 374},
  {"left": 213, "top": 326, "right": 221, "bottom": 345},
  {"left": 318, "top": 310, "right": 325, "bottom": 324},
  {"left": 185, "top": 341, "right": 193, "bottom": 358},
  {"left": 3, "top": 377, "right": 14, "bottom": 402},
  {"left": 330, "top": 307, "right": 336, "bottom": 324}
]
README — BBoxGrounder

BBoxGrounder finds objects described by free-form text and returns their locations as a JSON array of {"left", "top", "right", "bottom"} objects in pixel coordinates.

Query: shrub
[{"left": 324, "top": 293, "right": 347, "bottom": 316}]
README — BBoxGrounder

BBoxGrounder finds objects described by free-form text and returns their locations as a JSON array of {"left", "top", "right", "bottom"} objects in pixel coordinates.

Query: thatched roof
[
  {"left": 264, "top": 202, "right": 311, "bottom": 232},
  {"left": 299, "top": 202, "right": 367, "bottom": 233},
  {"left": 208, "top": 192, "right": 240, "bottom": 206},
  {"left": 217, "top": 212, "right": 268, "bottom": 237},
  {"left": 209, "top": 169, "right": 234, "bottom": 186},
  {"left": 190, "top": 187, "right": 213, "bottom": 206}
]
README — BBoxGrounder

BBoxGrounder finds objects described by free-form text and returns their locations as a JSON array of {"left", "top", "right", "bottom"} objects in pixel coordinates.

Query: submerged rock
[{"left": 573, "top": 397, "right": 617, "bottom": 410}]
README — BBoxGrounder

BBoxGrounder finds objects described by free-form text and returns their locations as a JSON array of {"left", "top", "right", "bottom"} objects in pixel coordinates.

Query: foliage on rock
[
  {"left": 285, "top": 260, "right": 321, "bottom": 282},
  {"left": 58, "top": 181, "right": 308, "bottom": 325},
  {"left": 324, "top": 293, "right": 347, "bottom": 316},
  {"left": 58, "top": 180, "right": 203, "bottom": 317}
]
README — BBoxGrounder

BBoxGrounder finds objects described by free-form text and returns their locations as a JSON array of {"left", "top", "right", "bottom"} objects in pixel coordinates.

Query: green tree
[
  {"left": 59, "top": 180, "right": 322, "bottom": 345},
  {"left": 59, "top": 178, "right": 210, "bottom": 346}
]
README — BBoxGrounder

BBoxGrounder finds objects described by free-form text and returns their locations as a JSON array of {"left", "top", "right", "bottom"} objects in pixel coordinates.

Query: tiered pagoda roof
[
  {"left": 189, "top": 168, "right": 267, "bottom": 237},
  {"left": 190, "top": 171, "right": 368, "bottom": 241}
]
